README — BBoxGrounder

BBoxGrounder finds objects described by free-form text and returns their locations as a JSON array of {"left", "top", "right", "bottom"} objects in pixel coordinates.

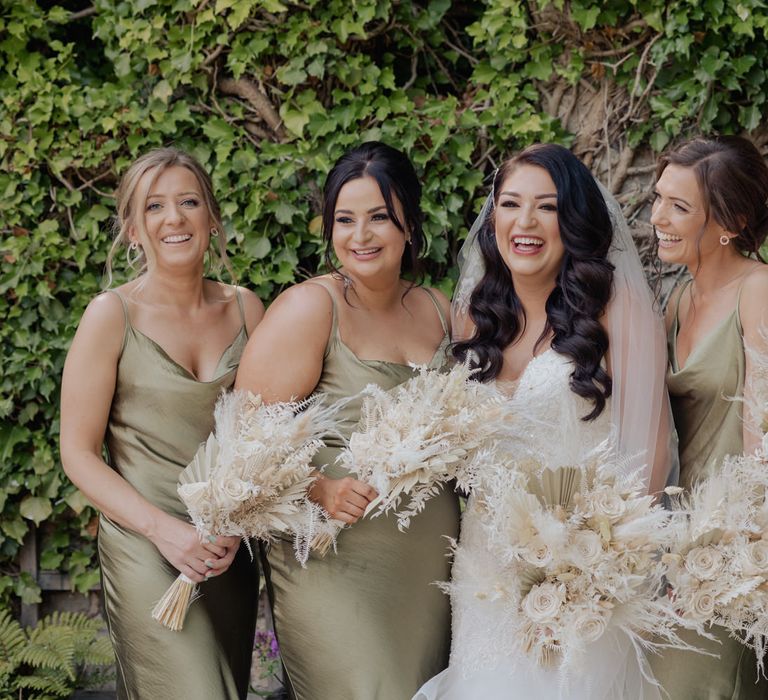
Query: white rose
[
  {"left": 522, "top": 582, "right": 565, "bottom": 623},
  {"left": 739, "top": 540, "right": 768, "bottom": 576},
  {"left": 688, "top": 583, "right": 717, "bottom": 620},
  {"left": 571, "top": 530, "right": 603, "bottom": 567},
  {"left": 589, "top": 488, "right": 626, "bottom": 520},
  {"left": 216, "top": 478, "right": 254, "bottom": 508},
  {"left": 574, "top": 611, "right": 608, "bottom": 644},
  {"left": 522, "top": 538, "right": 553, "bottom": 567},
  {"left": 684, "top": 546, "right": 725, "bottom": 581}
]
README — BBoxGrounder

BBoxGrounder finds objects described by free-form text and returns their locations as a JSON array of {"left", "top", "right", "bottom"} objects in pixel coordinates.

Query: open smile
[
  {"left": 512, "top": 236, "right": 545, "bottom": 255},
  {"left": 351, "top": 247, "right": 382, "bottom": 259},
  {"left": 162, "top": 234, "right": 193, "bottom": 244}
]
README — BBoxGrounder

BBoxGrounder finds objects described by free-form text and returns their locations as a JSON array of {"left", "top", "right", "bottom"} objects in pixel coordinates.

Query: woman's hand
[
  {"left": 149, "top": 513, "right": 240, "bottom": 583},
  {"left": 309, "top": 475, "right": 377, "bottom": 525}
]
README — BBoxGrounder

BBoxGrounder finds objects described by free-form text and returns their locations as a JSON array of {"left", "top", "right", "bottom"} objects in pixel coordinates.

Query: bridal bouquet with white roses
[
  {"left": 336, "top": 362, "right": 509, "bottom": 530},
  {"left": 473, "top": 441, "right": 693, "bottom": 673},
  {"left": 152, "top": 390, "right": 339, "bottom": 631},
  {"left": 664, "top": 448, "right": 768, "bottom": 675}
]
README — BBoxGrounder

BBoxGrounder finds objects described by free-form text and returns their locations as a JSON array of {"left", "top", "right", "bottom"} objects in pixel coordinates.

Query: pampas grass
[
  {"left": 464, "top": 440, "right": 700, "bottom": 676},
  {"left": 151, "top": 390, "right": 339, "bottom": 631}
]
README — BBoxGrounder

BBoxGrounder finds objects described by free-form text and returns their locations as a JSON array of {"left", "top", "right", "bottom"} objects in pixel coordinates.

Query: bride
[{"left": 416, "top": 144, "right": 677, "bottom": 699}]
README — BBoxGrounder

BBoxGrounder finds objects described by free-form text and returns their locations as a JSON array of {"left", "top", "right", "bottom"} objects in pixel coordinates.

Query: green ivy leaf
[{"left": 20, "top": 496, "right": 53, "bottom": 525}]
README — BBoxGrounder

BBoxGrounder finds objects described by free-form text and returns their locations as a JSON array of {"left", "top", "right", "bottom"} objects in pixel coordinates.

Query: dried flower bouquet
[
  {"left": 336, "top": 362, "right": 510, "bottom": 530},
  {"left": 152, "top": 390, "right": 338, "bottom": 630},
  {"left": 470, "top": 441, "right": 695, "bottom": 675}
]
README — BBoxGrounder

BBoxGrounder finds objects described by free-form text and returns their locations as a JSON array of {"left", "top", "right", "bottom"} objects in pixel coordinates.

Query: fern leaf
[{"left": 0, "top": 610, "right": 25, "bottom": 676}]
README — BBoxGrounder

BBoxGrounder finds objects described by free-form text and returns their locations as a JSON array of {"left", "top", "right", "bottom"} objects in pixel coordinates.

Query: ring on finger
[{"left": 204, "top": 559, "right": 214, "bottom": 569}]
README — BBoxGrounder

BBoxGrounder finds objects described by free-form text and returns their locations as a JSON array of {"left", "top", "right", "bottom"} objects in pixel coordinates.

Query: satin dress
[
  {"left": 263, "top": 284, "right": 461, "bottom": 700},
  {"left": 98, "top": 289, "right": 259, "bottom": 700},
  {"left": 648, "top": 280, "right": 768, "bottom": 699}
]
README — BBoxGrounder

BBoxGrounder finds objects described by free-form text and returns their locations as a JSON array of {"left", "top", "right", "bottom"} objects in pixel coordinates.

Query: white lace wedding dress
[{"left": 414, "top": 349, "right": 663, "bottom": 700}]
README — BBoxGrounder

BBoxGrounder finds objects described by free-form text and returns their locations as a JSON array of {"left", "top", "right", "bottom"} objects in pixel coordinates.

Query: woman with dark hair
[
  {"left": 648, "top": 136, "right": 768, "bottom": 699},
  {"left": 416, "top": 143, "right": 674, "bottom": 699},
  {"left": 236, "top": 141, "right": 460, "bottom": 699},
  {"left": 60, "top": 148, "right": 264, "bottom": 699}
]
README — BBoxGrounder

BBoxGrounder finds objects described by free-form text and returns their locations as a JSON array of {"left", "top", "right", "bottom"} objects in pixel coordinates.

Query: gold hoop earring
[{"left": 719, "top": 234, "right": 730, "bottom": 246}]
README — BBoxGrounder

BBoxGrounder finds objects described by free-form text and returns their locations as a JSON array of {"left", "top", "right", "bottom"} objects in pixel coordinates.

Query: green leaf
[{"left": 20, "top": 496, "right": 53, "bottom": 526}]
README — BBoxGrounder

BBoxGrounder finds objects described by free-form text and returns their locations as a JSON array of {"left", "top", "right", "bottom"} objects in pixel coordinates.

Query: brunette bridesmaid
[
  {"left": 235, "top": 142, "right": 460, "bottom": 700},
  {"left": 649, "top": 135, "right": 768, "bottom": 699}
]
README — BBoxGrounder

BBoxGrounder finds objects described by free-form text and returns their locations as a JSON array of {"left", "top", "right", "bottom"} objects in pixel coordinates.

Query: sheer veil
[{"left": 451, "top": 183, "right": 679, "bottom": 493}]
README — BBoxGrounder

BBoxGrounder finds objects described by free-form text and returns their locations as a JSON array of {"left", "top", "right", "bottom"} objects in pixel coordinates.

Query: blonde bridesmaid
[
  {"left": 649, "top": 135, "right": 768, "bottom": 699},
  {"left": 60, "top": 148, "right": 264, "bottom": 699}
]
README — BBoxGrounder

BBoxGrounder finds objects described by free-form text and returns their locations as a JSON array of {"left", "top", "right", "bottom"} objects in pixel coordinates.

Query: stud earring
[{"left": 719, "top": 235, "right": 730, "bottom": 246}]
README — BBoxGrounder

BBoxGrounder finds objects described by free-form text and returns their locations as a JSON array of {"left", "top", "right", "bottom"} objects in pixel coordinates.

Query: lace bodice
[{"left": 448, "top": 349, "right": 613, "bottom": 678}]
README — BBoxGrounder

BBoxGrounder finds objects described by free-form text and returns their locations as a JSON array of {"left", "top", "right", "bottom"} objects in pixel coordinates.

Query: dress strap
[
  {"left": 104, "top": 289, "right": 131, "bottom": 355},
  {"left": 672, "top": 278, "right": 693, "bottom": 327},
  {"left": 234, "top": 287, "right": 248, "bottom": 337},
  {"left": 422, "top": 287, "right": 449, "bottom": 335},
  {"left": 303, "top": 280, "right": 338, "bottom": 355}
]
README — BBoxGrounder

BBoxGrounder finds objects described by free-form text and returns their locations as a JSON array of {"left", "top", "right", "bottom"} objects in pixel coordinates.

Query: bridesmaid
[
  {"left": 235, "top": 141, "right": 461, "bottom": 700},
  {"left": 649, "top": 135, "right": 768, "bottom": 699},
  {"left": 60, "top": 148, "right": 264, "bottom": 699}
]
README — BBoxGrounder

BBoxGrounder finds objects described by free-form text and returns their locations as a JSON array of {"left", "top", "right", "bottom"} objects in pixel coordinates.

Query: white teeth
[
  {"left": 656, "top": 232, "right": 682, "bottom": 242},
  {"left": 354, "top": 248, "right": 380, "bottom": 254},
  {"left": 163, "top": 234, "right": 192, "bottom": 243},
  {"left": 513, "top": 237, "right": 544, "bottom": 245}
]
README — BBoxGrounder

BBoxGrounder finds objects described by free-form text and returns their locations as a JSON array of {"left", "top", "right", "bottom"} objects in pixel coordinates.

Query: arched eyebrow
[
  {"left": 500, "top": 191, "right": 557, "bottom": 199},
  {"left": 334, "top": 205, "right": 388, "bottom": 215}
]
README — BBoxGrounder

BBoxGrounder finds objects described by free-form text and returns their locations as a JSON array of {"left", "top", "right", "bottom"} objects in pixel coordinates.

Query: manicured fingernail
[
  {"left": 204, "top": 559, "right": 214, "bottom": 569},
  {"left": 207, "top": 535, "right": 217, "bottom": 544}
]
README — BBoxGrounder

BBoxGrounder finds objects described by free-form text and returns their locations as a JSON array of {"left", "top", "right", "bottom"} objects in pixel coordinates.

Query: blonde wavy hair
[{"left": 105, "top": 147, "right": 233, "bottom": 286}]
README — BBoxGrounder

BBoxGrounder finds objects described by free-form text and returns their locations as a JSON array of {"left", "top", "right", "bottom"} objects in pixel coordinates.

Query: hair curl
[
  {"left": 453, "top": 144, "right": 614, "bottom": 421},
  {"left": 655, "top": 135, "right": 768, "bottom": 262}
]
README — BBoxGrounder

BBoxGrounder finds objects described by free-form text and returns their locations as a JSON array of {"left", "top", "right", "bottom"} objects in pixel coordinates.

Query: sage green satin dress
[
  {"left": 98, "top": 289, "right": 259, "bottom": 700},
  {"left": 649, "top": 280, "right": 768, "bottom": 699},
  {"left": 263, "top": 285, "right": 461, "bottom": 700}
]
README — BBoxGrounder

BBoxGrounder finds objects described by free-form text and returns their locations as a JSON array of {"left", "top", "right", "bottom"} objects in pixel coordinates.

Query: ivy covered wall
[{"left": 1, "top": 0, "right": 767, "bottom": 609}]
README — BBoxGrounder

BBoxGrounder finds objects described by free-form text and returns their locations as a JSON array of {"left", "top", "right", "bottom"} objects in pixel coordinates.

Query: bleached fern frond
[{"left": 337, "top": 362, "right": 512, "bottom": 529}]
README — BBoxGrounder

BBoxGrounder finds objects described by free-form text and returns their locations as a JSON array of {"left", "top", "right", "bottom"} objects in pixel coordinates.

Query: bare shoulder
[
  {"left": 249, "top": 278, "right": 334, "bottom": 348},
  {"left": 739, "top": 265, "right": 768, "bottom": 332},
  {"left": 233, "top": 285, "right": 265, "bottom": 332},
  {"left": 67, "top": 290, "right": 126, "bottom": 364},
  {"left": 79, "top": 290, "right": 126, "bottom": 337}
]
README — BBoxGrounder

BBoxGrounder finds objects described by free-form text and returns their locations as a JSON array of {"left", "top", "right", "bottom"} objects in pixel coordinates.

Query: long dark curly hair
[{"left": 453, "top": 144, "right": 615, "bottom": 421}]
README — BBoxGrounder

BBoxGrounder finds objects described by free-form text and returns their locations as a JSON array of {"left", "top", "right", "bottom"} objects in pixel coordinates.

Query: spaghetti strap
[
  {"left": 422, "top": 288, "right": 449, "bottom": 335},
  {"left": 303, "top": 281, "right": 338, "bottom": 355},
  {"left": 234, "top": 288, "right": 247, "bottom": 337},
  {"left": 673, "top": 279, "right": 693, "bottom": 325},
  {"left": 104, "top": 289, "right": 130, "bottom": 356}
]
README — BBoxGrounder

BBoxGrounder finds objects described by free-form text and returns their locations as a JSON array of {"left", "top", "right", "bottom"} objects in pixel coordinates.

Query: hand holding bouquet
[
  {"left": 336, "top": 362, "right": 510, "bottom": 530},
  {"left": 152, "top": 390, "right": 338, "bottom": 630}
]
